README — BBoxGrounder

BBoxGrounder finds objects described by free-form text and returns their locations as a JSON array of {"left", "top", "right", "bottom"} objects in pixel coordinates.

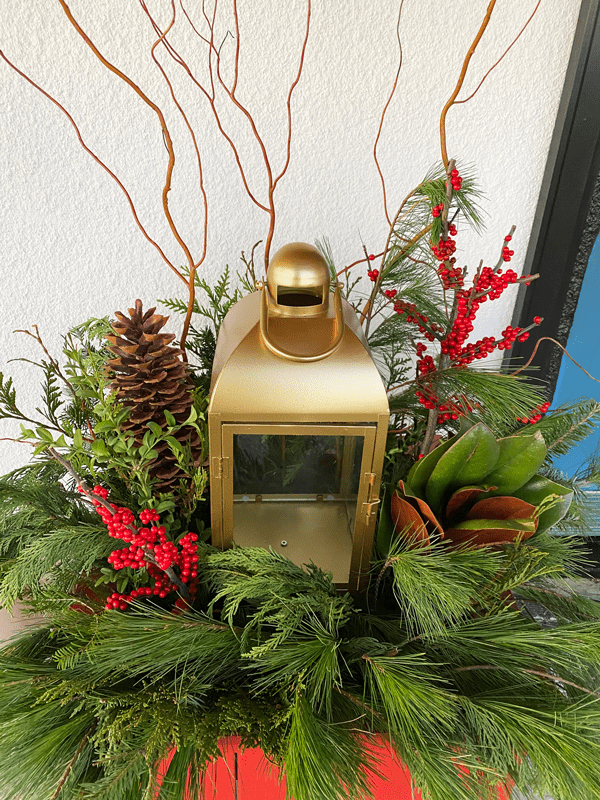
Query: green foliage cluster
[{"left": 2, "top": 538, "right": 600, "bottom": 800}]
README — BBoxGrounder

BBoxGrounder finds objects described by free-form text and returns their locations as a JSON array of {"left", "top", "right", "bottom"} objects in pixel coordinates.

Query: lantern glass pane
[{"left": 231, "top": 433, "right": 365, "bottom": 581}]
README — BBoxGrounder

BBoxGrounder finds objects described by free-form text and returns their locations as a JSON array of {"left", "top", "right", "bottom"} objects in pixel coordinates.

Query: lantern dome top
[{"left": 267, "top": 242, "right": 330, "bottom": 308}]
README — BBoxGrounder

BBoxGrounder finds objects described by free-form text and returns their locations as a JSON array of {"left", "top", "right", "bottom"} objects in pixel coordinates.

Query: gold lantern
[{"left": 208, "top": 242, "right": 389, "bottom": 591}]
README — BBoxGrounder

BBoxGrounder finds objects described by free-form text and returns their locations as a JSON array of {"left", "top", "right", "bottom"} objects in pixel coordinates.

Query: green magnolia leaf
[
  {"left": 375, "top": 483, "right": 395, "bottom": 555},
  {"left": 406, "top": 435, "right": 456, "bottom": 497},
  {"left": 425, "top": 423, "right": 499, "bottom": 514},
  {"left": 73, "top": 429, "right": 83, "bottom": 449},
  {"left": 483, "top": 432, "right": 547, "bottom": 496},
  {"left": 19, "top": 425, "right": 36, "bottom": 440},
  {"left": 448, "top": 517, "right": 537, "bottom": 532},
  {"left": 513, "top": 475, "right": 574, "bottom": 534}
]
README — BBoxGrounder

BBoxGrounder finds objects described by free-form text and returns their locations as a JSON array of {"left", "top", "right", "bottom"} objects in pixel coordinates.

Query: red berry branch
[
  {"left": 86, "top": 486, "right": 199, "bottom": 610},
  {"left": 46, "top": 447, "right": 193, "bottom": 604}
]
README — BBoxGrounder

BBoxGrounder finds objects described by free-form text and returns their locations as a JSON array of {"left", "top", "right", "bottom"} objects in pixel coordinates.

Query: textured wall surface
[{"left": 0, "top": 0, "right": 582, "bottom": 474}]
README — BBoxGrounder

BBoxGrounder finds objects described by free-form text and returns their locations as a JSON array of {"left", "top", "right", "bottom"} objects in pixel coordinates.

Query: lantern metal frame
[{"left": 208, "top": 243, "right": 389, "bottom": 592}]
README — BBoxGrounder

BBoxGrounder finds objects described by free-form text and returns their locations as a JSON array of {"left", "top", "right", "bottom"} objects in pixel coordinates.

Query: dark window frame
[{"left": 509, "top": 0, "right": 600, "bottom": 395}]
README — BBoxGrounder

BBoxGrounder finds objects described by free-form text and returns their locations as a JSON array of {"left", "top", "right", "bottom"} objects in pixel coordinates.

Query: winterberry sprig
[
  {"left": 83, "top": 486, "right": 200, "bottom": 611},
  {"left": 517, "top": 400, "right": 551, "bottom": 425}
]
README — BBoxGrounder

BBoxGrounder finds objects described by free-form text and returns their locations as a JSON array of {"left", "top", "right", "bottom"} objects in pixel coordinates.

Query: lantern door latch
[
  {"left": 362, "top": 473, "right": 380, "bottom": 519},
  {"left": 211, "top": 457, "right": 230, "bottom": 479}
]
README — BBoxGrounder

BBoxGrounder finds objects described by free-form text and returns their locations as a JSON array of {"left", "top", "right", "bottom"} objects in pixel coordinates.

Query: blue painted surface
[{"left": 551, "top": 233, "right": 600, "bottom": 476}]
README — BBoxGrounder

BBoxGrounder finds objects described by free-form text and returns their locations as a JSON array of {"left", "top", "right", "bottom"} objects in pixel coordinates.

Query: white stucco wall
[{"left": 0, "top": 0, "right": 582, "bottom": 475}]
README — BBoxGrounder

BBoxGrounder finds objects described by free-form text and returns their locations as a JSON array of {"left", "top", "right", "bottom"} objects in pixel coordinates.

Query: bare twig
[
  {"left": 510, "top": 337, "right": 600, "bottom": 383},
  {"left": 0, "top": 49, "right": 183, "bottom": 284},
  {"left": 14, "top": 325, "right": 76, "bottom": 396},
  {"left": 51, "top": 724, "right": 96, "bottom": 800},
  {"left": 373, "top": 0, "right": 405, "bottom": 227},
  {"left": 453, "top": 663, "right": 600, "bottom": 699},
  {"left": 454, "top": 0, "right": 543, "bottom": 107},
  {"left": 439, "top": 0, "right": 498, "bottom": 168}
]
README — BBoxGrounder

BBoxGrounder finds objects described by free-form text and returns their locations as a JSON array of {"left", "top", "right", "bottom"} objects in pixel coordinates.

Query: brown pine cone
[{"left": 105, "top": 299, "right": 203, "bottom": 494}]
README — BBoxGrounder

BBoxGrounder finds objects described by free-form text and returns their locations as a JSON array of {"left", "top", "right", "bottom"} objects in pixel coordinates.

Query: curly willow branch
[
  {"left": 439, "top": 0, "right": 498, "bottom": 168},
  {"left": 0, "top": 48, "right": 183, "bottom": 285},
  {"left": 140, "top": 0, "right": 210, "bottom": 350},
  {"left": 510, "top": 337, "right": 600, "bottom": 384},
  {"left": 373, "top": 0, "right": 405, "bottom": 228},
  {"left": 56, "top": 0, "right": 201, "bottom": 353},
  {"left": 454, "top": 0, "right": 543, "bottom": 107}
]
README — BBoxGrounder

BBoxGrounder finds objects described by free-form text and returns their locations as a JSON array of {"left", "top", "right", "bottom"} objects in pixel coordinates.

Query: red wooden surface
[{"left": 161, "top": 739, "right": 512, "bottom": 799}]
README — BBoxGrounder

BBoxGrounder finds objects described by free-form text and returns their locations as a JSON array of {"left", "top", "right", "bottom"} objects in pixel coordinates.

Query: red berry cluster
[
  {"left": 368, "top": 268, "right": 379, "bottom": 282},
  {"left": 437, "top": 260, "right": 463, "bottom": 290},
  {"left": 394, "top": 301, "right": 438, "bottom": 342},
  {"left": 368, "top": 253, "right": 375, "bottom": 261},
  {"left": 384, "top": 288, "right": 397, "bottom": 299},
  {"left": 431, "top": 236, "right": 457, "bottom": 264},
  {"left": 474, "top": 265, "right": 519, "bottom": 300},
  {"left": 81, "top": 486, "right": 200, "bottom": 611},
  {"left": 450, "top": 168, "right": 462, "bottom": 192},
  {"left": 498, "top": 325, "right": 529, "bottom": 350},
  {"left": 517, "top": 401, "right": 551, "bottom": 425},
  {"left": 418, "top": 355, "right": 436, "bottom": 376},
  {"left": 431, "top": 202, "right": 444, "bottom": 218},
  {"left": 415, "top": 387, "right": 472, "bottom": 422},
  {"left": 502, "top": 235, "right": 514, "bottom": 262}
]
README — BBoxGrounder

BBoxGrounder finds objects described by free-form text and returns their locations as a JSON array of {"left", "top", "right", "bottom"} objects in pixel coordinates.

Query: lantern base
[{"left": 232, "top": 500, "right": 354, "bottom": 584}]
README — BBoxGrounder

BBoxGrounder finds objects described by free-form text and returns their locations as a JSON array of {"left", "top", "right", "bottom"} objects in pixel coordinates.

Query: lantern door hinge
[{"left": 211, "top": 457, "right": 230, "bottom": 479}]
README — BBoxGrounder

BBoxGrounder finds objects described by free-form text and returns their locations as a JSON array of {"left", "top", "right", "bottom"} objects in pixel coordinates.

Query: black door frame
[{"left": 509, "top": 0, "right": 600, "bottom": 394}]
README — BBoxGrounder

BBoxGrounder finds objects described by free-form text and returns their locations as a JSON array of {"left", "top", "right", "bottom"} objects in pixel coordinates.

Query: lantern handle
[{"left": 259, "top": 282, "right": 345, "bottom": 362}]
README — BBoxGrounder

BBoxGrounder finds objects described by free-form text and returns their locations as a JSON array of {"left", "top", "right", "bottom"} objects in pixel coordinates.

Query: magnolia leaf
[
  {"left": 448, "top": 518, "right": 537, "bottom": 532},
  {"left": 375, "top": 482, "right": 395, "bottom": 555},
  {"left": 398, "top": 481, "right": 444, "bottom": 540},
  {"left": 390, "top": 491, "right": 430, "bottom": 547},
  {"left": 444, "top": 485, "right": 496, "bottom": 523},
  {"left": 465, "top": 496, "right": 537, "bottom": 522},
  {"left": 483, "top": 432, "right": 547, "bottom": 496},
  {"left": 446, "top": 517, "right": 537, "bottom": 546},
  {"left": 19, "top": 425, "right": 36, "bottom": 440},
  {"left": 425, "top": 423, "right": 499, "bottom": 515},
  {"left": 73, "top": 429, "right": 83, "bottom": 449},
  {"left": 512, "top": 475, "right": 574, "bottom": 534},
  {"left": 405, "top": 435, "right": 456, "bottom": 496}
]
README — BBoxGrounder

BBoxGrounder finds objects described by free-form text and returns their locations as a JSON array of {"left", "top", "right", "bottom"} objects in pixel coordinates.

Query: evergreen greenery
[{"left": 1, "top": 159, "right": 600, "bottom": 800}]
